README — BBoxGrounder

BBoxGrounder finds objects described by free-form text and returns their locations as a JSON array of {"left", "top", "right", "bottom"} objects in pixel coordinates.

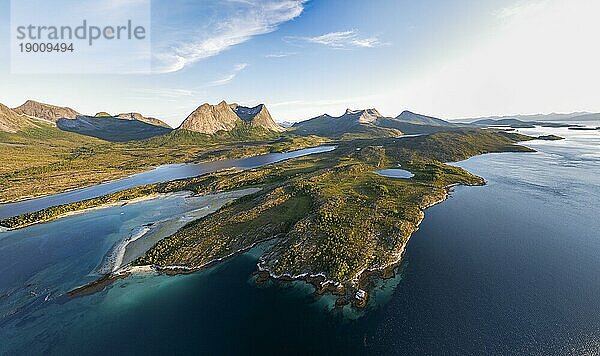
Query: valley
[{"left": 0, "top": 100, "right": 325, "bottom": 203}]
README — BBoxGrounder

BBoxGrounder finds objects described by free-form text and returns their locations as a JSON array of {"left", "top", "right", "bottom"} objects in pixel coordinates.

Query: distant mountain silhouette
[
  {"left": 116, "top": 112, "right": 172, "bottom": 128},
  {"left": 293, "top": 108, "right": 459, "bottom": 137},
  {"left": 13, "top": 100, "right": 79, "bottom": 122},
  {"left": 57, "top": 115, "right": 172, "bottom": 142}
]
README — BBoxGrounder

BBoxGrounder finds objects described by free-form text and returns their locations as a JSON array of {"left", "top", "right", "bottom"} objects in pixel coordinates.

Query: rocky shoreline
[
  {"left": 67, "top": 180, "right": 482, "bottom": 307},
  {"left": 62, "top": 129, "right": 529, "bottom": 308},
  {"left": 251, "top": 181, "right": 481, "bottom": 308}
]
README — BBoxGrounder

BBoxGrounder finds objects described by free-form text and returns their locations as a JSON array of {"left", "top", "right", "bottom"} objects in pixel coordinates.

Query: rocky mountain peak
[
  {"left": 343, "top": 108, "right": 384, "bottom": 124},
  {"left": 394, "top": 110, "right": 451, "bottom": 126},
  {"left": 232, "top": 104, "right": 284, "bottom": 132},
  {"left": 0, "top": 102, "right": 37, "bottom": 133},
  {"left": 179, "top": 101, "right": 284, "bottom": 134},
  {"left": 13, "top": 100, "right": 80, "bottom": 122},
  {"left": 178, "top": 101, "right": 241, "bottom": 134}
]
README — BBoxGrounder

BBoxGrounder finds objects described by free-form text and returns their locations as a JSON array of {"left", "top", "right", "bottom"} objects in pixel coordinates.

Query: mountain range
[
  {"left": 465, "top": 112, "right": 600, "bottom": 123},
  {"left": 292, "top": 109, "right": 459, "bottom": 137},
  {"left": 0, "top": 100, "right": 175, "bottom": 141},
  {"left": 1, "top": 98, "right": 466, "bottom": 141},
  {"left": 0, "top": 99, "right": 288, "bottom": 141}
]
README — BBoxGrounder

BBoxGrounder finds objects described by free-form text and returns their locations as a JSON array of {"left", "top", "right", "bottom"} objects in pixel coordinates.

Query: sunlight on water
[{"left": 1, "top": 127, "right": 599, "bottom": 354}]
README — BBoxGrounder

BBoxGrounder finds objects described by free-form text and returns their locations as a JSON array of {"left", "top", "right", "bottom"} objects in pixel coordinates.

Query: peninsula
[
  {"left": 0, "top": 100, "right": 539, "bottom": 306},
  {"left": 1, "top": 125, "right": 536, "bottom": 306}
]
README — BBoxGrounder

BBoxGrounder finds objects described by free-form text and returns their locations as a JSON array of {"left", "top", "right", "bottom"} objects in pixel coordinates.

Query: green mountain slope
[{"left": 57, "top": 115, "right": 173, "bottom": 142}]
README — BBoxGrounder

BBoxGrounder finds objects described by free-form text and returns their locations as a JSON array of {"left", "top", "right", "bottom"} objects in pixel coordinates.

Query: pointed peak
[
  {"left": 365, "top": 108, "right": 382, "bottom": 117},
  {"left": 395, "top": 110, "right": 451, "bottom": 126},
  {"left": 232, "top": 104, "right": 265, "bottom": 121},
  {"left": 344, "top": 108, "right": 382, "bottom": 117},
  {"left": 179, "top": 101, "right": 240, "bottom": 134},
  {"left": 231, "top": 103, "right": 284, "bottom": 132}
]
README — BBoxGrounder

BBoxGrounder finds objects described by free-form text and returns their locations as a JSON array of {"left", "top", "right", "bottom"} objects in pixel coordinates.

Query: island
[{"left": 537, "top": 134, "right": 565, "bottom": 141}]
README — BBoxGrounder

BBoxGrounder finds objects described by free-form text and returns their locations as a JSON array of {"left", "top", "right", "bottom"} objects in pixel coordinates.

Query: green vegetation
[
  {"left": 128, "top": 129, "right": 533, "bottom": 298},
  {"left": 0, "top": 123, "right": 327, "bottom": 203},
  {"left": 1, "top": 128, "right": 534, "bottom": 303},
  {"left": 57, "top": 116, "right": 173, "bottom": 142},
  {"left": 0, "top": 185, "right": 162, "bottom": 228}
]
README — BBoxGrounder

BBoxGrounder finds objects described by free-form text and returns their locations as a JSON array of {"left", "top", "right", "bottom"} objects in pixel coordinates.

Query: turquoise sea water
[{"left": 1, "top": 126, "right": 599, "bottom": 355}]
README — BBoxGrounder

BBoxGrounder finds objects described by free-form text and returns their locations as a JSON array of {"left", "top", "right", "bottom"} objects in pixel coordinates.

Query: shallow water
[
  {"left": 0, "top": 192, "right": 238, "bottom": 330},
  {"left": 375, "top": 168, "right": 414, "bottom": 179},
  {"left": 0, "top": 146, "right": 336, "bottom": 219},
  {"left": 1, "top": 127, "right": 599, "bottom": 355}
]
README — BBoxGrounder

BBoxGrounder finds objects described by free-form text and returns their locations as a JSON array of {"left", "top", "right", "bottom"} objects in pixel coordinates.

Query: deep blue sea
[{"left": 0, "top": 126, "right": 598, "bottom": 355}]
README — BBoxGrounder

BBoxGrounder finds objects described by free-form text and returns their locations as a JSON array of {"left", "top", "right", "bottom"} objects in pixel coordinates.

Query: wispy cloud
[
  {"left": 133, "top": 62, "right": 248, "bottom": 105},
  {"left": 265, "top": 52, "right": 297, "bottom": 58},
  {"left": 496, "top": 0, "right": 549, "bottom": 18},
  {"left": 205, "top": 74, "right": 237, "bottom": 87},
  {"left": 133, "top": 88, "right": 197, "bottom": 98},
  {"left": 289, "top": 30, "right": 387, "bottom": 49},
  {"left": 204, "top": 63, "right": 249, "bottom": 87},
  {"left": 154, "top": 1, "right": 305, "bottom": 73},
  {"left": 233, "top": 63, "right": 249, "bottom": 71}
]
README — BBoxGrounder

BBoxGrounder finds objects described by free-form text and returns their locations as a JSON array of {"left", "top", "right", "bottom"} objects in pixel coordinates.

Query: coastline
[
  {"left": 70, "top": 180, "right": 482, "bottom": 306},
  {"left": 246, "top": 181, "right": 481, "bottom": 308},
  {"left": 0, "top": 142, "right": 329, "bottom": 205},
  {"left": 61, "top": 131, "right": 532, "bottom": 307},
  {"left": 67, "top": 188, "right": 262, "bottom": 296},
  {"left": 0, "top": 193, "right": 169, "bottom": 232},
  {"left": 100, "top": 226, "right": 153, "bottom": 274}
]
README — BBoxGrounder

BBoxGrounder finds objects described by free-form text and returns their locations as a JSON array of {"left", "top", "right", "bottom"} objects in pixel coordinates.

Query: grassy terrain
[
  {"left": 1, "top": 128, "right": 533, "bottom": 304},
  {"left": 0, "top": 123, "right": 327, "bottom": 203},
  {"left": 130, "top": 129, "right": 532, "bottom": 300}
]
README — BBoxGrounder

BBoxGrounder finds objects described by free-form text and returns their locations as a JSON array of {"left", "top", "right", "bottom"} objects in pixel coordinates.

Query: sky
[{"left": 1, "top": 0, "right": 599, "bottom": 126}]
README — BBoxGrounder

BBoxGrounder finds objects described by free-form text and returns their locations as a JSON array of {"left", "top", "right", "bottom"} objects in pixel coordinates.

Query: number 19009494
[{"left": 19, "top": 43, "right": 74, "bottom": 52}]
